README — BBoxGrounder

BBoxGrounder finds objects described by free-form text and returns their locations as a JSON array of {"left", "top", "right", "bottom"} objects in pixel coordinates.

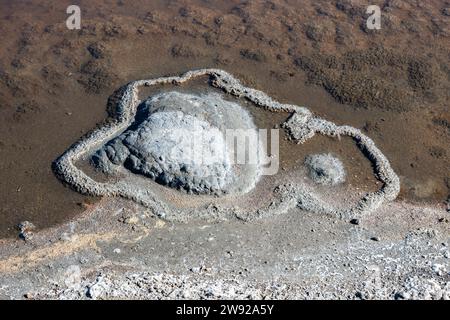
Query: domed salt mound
[
  {"left": 304, "top": 153, "right": 346, "bottom": 186},
  {"left": 91, "top": 91, "right": 263, "bottom": 195},
  {"left": 54, "top": 69, "right": 400, "bottom": 220}
]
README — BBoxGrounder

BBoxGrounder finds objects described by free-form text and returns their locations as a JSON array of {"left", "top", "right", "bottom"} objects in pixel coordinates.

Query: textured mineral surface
[
  {"left": 52, "top": 69, "right": 400, "bottom": 221},
  {"left": 91, "top": 91, "right": 262, "bottom": 195},
  {"left": 305, "top": 153, "right": 346, "bottom": 186}
]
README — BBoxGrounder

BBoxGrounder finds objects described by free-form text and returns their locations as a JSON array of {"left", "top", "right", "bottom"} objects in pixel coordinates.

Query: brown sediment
[{"left": 0, "top": 0, "right": 449, "bottom": 237}]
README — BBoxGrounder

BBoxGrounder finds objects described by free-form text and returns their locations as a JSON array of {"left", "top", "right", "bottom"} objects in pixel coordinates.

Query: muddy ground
[
  {"left": 0, "top": 0, "right": 449, "bottom": 300},
  {"left": 0, "top": 0, "right": 449, "bottom": 237}
]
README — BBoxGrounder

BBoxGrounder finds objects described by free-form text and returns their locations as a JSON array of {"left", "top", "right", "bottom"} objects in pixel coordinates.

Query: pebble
[
  {"left": 190, "top": 267, "right": 201, "bottom": 273},
  {"left": 23, "top": 292, "right": 33, "bottom": 299},
  {"left": 18, "top": 221, "right": 35, "bottom": 241}
]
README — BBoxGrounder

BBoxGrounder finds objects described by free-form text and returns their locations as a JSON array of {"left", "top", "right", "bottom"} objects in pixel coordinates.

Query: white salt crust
[{"left": 53, "top": 69, "right": 400, "bottom": 221}]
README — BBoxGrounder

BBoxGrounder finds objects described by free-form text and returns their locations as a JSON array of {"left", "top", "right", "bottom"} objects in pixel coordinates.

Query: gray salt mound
[
  {"left": 92, "top": 91, "right": 262, "bottom": 195},
  {"left": 54, "top": 69, "right": 400, "bottom": 220},
  {"left": 304, "top": 153, "right": 346, "bottom": 186}
]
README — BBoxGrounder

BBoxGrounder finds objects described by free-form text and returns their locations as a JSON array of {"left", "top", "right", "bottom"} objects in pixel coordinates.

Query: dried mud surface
[{"left": 0, "top": 197, "right": 448, "bottom": 300}]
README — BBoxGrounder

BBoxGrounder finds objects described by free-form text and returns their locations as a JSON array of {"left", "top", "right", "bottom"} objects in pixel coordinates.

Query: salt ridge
[{"left": 53, "top": 69, "right": 400, "bottom": 221}]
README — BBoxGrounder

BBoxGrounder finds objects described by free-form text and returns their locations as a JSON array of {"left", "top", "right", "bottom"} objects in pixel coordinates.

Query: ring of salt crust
[{"left": 53, "top": 69, "right": 400, "bottom": 221}]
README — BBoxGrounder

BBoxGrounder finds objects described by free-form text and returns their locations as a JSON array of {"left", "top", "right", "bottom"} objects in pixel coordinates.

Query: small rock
[
  {"left": 190, "top": 267, "right": 201, "bottom": 273},
  {"left": 305, "top": 24, "right": 324, "bottom": 42},
  {"left": 350, "top": 218, "right": 360, "bottom": 225},
  {"left": 23, "top": 292, "right": 33, "bottom": 299},
  {"left": 87, "top": 42, "right": 106, "bottom": 59},
  {"left": 370, "top": 236, "right": 380, "bottom": 242},
  {"left": 156, "top": 212, "right": 166, "bottom": 219},
  {"left": 136, "top": 25, "right": 147, "bottom": 35},
  {"left": 394, "top": 291, "right": 410, "bottom": 300},
  {"left": 18, "top": 221, "right": 35, "bottom": 241}
]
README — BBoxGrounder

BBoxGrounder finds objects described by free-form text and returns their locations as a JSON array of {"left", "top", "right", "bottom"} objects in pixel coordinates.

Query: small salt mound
[{"left": 304, "top": 153, "right": 346, "bottom": 186}]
